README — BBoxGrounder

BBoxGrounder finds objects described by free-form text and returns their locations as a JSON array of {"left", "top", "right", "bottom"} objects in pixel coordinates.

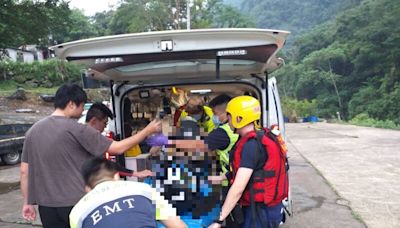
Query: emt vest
[
  {"left": 216, "top": 123, "right": 239, "bottom": 186},
  {"left": 69, "top": 181, "right": 176, "bottom": 228},
  {"left": 178, "top": 106, "right": 215, "bottom": 133},
  {"left": 231, "top": 128, "right": 289, "bottom": 207},
  {"left": 199, "top": 106, "right": 215, "bottom": 133}
]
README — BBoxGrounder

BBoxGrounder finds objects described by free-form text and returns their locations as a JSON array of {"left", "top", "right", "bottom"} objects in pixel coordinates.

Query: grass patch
[
  {"left": 0, "top": 81, "right": 58, "bottom": 96},
  {"left": 27, "top": 87, "right": 58, "bottom": 94},
  {"left": 0, "top": 80, "right": 19, "bottom": 95},
  {"left": 351, "top": 210, "right": 365, "bottom": 224},
  {"left": 349, "top": 113, "right": 400, "bottom": 130},
  {"left": 0, "top": 80, "right": 108, "bottom": 103}
]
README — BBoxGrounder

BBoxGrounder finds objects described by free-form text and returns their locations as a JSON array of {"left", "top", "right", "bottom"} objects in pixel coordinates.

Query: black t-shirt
[
  {"left": 239, "top": 139, "right": 259, "bottom": 169},
  {"left": 205, "top": 127, "right": 230, "bottom": 151},
  {"left": 229, "top": 139, "right": 264, "bottom": 170}
]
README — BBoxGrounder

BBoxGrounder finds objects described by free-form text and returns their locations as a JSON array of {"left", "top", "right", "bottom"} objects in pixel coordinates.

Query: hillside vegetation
[
  {"left": 272, "top": 0, "right": 400, "bottom": 125},
  {"left": 1, "top": 0, "right": 399, "bottom": 128},
  {"left": 240, "top": 0, "right": 362, "bottom": 45},
  {"left": 0, "top": 60, "right": 81, "bottom": 93}
]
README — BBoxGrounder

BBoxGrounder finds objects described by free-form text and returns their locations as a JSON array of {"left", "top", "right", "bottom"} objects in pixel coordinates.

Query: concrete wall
[{"left": 4, "top": 48, "right": 44, "bottom": 63}]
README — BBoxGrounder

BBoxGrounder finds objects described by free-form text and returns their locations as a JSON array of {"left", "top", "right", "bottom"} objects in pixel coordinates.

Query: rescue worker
[
  {"left": 180, "top": 95, "right": 215, "bottom": 133},
  {"left": 206, "top": 94, "right": 238, "bottom": 186},
  {"left": 206, "top": 94, "right": 240, "bottom": 227},
  {"left": 69, "top": 157, "right": 187, "bottom": 228},
  {"left": 209, "top": 96, "right": 286, "bottom": 228}
]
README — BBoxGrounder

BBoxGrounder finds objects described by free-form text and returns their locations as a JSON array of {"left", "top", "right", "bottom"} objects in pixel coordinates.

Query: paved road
[
  {"left": 0, "top": 221, "right": 37, "bottom": 228},
  {"left": 286, "top": 123, "right": 400, "bottom": 228},
  {"left": 0, "top": 123, "right": 398, "bottom": 227}
]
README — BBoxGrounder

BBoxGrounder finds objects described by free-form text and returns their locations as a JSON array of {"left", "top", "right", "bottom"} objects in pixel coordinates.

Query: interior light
[
  {"left": 190, "top": 89, "right": 212, "bottom": 94},
  {"left": 139, "top": 90, "right": 150, "bottom": 99}
]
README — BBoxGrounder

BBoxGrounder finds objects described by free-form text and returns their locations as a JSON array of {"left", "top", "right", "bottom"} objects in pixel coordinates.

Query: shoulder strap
[
  {"left": 248, "top": 130, "right": 268, "bottom": 228},
  {"left": 266, "top": 128, "right": 290, "bottom": 172},
  {"left": 254, "top": 130, "right": 268, "bottom": 170}
]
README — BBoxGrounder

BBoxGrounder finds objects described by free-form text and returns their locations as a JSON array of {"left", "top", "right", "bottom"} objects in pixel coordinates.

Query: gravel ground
[{"left": 0, "top": 93, "right": 52, "bottom": 124}]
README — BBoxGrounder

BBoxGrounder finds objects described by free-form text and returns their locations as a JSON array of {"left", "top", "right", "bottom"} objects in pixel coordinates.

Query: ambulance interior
[
  {"left": 120, "top": 83, "right": 261, "bottom": 153},
  {"left": 119, "top": 83, "right": 261, "bottom": 223},
  {"left": 119, "top": 82, "right": 262, "bottom": 177}
]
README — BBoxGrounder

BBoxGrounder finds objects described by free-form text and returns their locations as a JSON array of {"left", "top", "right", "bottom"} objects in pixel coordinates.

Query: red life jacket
[{"left": 231, "top": 128, "right": 289, "bottom": 207}]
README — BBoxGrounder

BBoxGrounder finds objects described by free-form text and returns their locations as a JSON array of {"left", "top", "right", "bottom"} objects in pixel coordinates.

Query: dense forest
[
  {"left": 0, "top": 0, "right": 399, "bottom": 126},
  {"left": 239, "top": 0, "right": 362, "bottom": 45},
  {"left": 272, "top": 0, "right": 400, "bottom": 125}
]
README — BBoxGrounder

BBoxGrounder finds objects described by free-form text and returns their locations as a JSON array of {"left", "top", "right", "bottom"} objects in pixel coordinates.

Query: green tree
[
  {"left": 0, "top": 0, "right": 71, "bottom": 48},
  {"left": 108, "top": 0, "right": 170, "bottom": 34},
  {"left": 213, "top": 5, "right": 255, "bottom": 28},
  {"left": 57, "top": 9, "right": 97, "bottom": 42},
  {"left": 302, "top": 44, "right": 350, "bottom": 114},
  {"left": 289, "top": 22, "right": 336, "bottom": 62},
  {"left": 107, "top": 0, "right": 255, "bottom": 34},
  {"left": 91, "top": 10, "right": 115, "bottom": 36}
]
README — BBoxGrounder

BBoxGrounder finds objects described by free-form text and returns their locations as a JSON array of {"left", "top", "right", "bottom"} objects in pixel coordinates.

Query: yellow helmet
[{"left": 226, "top": 96, "right": 261, "bottom": 129}]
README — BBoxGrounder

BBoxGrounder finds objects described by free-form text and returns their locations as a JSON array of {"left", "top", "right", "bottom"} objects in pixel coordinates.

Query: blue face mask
[{"left": 212, "top": 115, "right": 221, "bottom": 125}]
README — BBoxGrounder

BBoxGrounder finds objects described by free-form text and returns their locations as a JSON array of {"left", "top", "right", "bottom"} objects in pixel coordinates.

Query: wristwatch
[{"left": 213, "top": 218, "right": 224, "bottom": 224}]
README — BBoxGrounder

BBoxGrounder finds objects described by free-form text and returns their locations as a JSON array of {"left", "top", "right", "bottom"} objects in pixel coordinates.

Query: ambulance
[{"left": 51, "top": 28, "right": 291, "bottom": 227}]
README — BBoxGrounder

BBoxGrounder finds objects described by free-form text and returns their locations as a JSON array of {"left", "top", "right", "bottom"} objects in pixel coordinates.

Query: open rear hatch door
[{"left": 51, "top": 28, "right": 289, "bottom": 83}]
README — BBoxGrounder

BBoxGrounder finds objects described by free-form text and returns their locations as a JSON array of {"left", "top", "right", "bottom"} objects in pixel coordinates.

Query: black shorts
[{"left": 38, "top": 205, "right": 73, "bottom": 228}]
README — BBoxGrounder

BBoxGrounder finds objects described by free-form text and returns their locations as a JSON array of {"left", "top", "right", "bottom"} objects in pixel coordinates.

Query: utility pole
[{"left": 186, "top": 0, "right": 191, "bottom": 30}]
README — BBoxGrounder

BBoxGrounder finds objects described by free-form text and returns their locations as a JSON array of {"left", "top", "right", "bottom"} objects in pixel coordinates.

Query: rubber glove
[{"left": 146, "top": 133, "right": 168, "bottom": 146}]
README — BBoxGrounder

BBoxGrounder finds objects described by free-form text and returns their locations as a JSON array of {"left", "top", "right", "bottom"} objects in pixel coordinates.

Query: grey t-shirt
[{"left": 22, "top": 115, "right": 113, "bottom": 207}]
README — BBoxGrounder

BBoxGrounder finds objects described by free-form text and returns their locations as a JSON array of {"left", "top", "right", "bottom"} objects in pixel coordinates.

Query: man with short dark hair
[
  {"left": 206, "top": 94, "right": 240, "bottom": 227},
  {"left": 70, "top": 157, "right": 187, "bottom": 228},
  {"left": 206, "top": 94, "right": 238, "bottom": 185},
  {"left": 20, "top": 83, "right": 161, "bottom": 228},
  {"left": 84, "top": 102, "right": 152, "bottom": 179},
  {"left": 85, "top": 102, "right": 113, "bottom": 133}
]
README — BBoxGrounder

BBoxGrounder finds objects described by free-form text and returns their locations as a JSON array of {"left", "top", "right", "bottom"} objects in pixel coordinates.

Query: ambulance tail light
[{"left": 104, "top": 131, "right": 115, "bottom": 161}]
